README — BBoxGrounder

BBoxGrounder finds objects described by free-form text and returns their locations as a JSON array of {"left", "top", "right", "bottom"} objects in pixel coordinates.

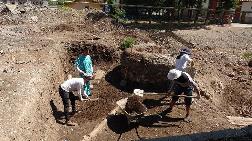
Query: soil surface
[{"left": 0, "top": 5, "right": 251, "bottom": 141}]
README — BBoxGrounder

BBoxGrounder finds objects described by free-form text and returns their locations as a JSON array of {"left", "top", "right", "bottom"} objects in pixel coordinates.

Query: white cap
[{"left": 167, "top": 69, "right": 182, "bottom": 80}]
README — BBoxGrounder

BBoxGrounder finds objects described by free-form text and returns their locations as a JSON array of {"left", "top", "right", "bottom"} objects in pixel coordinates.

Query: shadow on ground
[
  {"left": 50, "top": 100, "right": 74, "bottom": 125},
  {"left": 106, "top": 113, "right": 183, "bottom": 141},
  {"left": 141, "top": 125, "right": 252, "bottom": 141}
]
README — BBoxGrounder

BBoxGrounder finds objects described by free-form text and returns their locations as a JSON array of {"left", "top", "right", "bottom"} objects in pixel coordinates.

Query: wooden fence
[{"left": 54, "top": 1, "right": 236, "bottom": 25}]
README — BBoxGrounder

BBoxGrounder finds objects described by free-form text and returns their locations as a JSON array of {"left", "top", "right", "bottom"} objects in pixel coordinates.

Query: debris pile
[{"left": 125, "top": 95, "right": 146, "bottom": 114}]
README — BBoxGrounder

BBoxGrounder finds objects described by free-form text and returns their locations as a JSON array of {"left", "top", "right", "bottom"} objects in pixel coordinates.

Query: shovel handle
[
  {"left": 82, "top": 98, "right": 99, "bottom": 101},
  {"left": 142, "top": 92, "right": 197, "bottom": 98}
]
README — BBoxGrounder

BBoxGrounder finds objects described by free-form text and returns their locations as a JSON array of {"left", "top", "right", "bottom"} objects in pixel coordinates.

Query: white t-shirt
[
  {"left": 60, "top": 78, "right": 87, "bottom": 99},
  {"left": 175, "top": 54, "right": 192, "bottom": 71}
]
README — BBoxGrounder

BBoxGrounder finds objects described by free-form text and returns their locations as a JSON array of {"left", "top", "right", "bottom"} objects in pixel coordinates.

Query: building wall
[
  {"left": 241, "top": 2, "right": 252, "bottom": 11},
  {"left": 241, "top": 2, "right": 252, "bottom": 23}
]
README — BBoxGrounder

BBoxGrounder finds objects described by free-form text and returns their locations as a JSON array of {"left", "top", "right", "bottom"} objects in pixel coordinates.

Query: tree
[{"left": 222, "top": 0, "right": 238, "bottom": 10}]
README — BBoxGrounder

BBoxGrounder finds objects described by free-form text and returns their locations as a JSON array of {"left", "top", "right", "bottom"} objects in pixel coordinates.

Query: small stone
[
  {"left": 3, "top": 69, "right": 7, "bottom": 73},
  {"left": 227, "top": 72, "right": 235, "bottom": 77},
  {"left": 200, "top": 90, "right": 210, "bottom": 100}
]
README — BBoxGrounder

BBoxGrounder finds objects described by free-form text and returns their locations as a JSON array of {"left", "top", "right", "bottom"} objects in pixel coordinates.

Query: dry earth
[{"left": 0, "top": 5, "right": 251, "bottom": 141}]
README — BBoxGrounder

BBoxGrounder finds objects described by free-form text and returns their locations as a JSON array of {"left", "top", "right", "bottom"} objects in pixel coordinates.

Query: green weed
[
  {"left": 120, "top": 37, "right": 136, "bottom": 50},
  {"left": 242, "top": 52, "right": 252, "bottom": 60}
]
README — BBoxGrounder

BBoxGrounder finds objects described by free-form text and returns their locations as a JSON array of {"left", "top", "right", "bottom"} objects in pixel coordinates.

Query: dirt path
[{"left": 0, "top": 34, "right": 64, "bottom": 140}]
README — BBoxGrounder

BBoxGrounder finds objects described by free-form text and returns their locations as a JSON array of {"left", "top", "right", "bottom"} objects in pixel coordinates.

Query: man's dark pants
[
  {"left": 172, "top": 85, "right": 193, "bottom": 106},
  {"left": 59, "top": 86, "right": 77, "bottom": 122}
]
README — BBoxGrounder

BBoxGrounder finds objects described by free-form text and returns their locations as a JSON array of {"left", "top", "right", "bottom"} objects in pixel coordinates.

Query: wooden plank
[{"left": 227, "top": 116, "right": 252, "bottom": 126}]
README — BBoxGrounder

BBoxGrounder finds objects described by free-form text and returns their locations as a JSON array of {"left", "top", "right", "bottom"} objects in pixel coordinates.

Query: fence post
[
  {"left": 204, "top": 9, "right": 209, "bottom": 25},
  {"left": 177, "top": 8, "right": 180, "bottom": 24},
  {"left": 134, "top": 5, "right": 138, "bottom": 23},
  {"left": 148, "top": 7, "right": 151, "bottom": 24}
]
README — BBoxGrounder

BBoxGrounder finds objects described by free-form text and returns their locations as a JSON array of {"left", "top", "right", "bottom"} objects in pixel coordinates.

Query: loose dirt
[{"left": 0, "top": 5, "right": 251, "bottom": 141}]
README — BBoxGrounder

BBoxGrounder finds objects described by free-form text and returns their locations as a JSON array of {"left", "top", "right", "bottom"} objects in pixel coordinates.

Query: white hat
[{"left": 167, "top": 69, "right": 182, "bottom": 80}]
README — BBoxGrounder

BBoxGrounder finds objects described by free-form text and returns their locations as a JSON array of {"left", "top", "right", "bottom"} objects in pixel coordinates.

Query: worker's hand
[
  {"left": 196, "top": 91, "right": 201, "bottom": 99},
  {"left": 80, "top": 97, "right": 85, "bottom": 101},
  {"left": 81, "top": 94, "right": 86, "bottom": 101},
  {"left": 91, "top": 74, "right": 96, "bottom": 80},
  {"left": 196, "top": 94, "right": 200, "bottom": 99},
  {"left": 84, "top": 75, "right": 94, "bottom": 81}
]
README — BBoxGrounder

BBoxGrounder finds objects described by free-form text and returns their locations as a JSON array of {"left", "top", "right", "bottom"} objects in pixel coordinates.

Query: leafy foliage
[
  {"left": 222, "top": 0, "right": 238, "bottom": 10},
  {"left": 48, "top": 0, "right": 68, "bottom": 5},
  {"left": 106, "top": 0, "right": 126, "bottom": 23},
  {"left": 120, "top": 37, "right": 136, "bottom": 50}
]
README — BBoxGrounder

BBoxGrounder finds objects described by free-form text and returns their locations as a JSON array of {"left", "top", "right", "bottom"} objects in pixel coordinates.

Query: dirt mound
[
  {"left": 125, "top": 95, "right": 146, "bottom": 114},
  {"left": 224, "top": 83, "right": 252, "bottom": 117},
  {"left": 72, "top": 79, "right": 125, "bottom": 122},
  {"left": 65, "top": 40, "right": 119, "bottom": 64},
  {"left": 215, "top": 60, "right": 252, "bottom": 117}
]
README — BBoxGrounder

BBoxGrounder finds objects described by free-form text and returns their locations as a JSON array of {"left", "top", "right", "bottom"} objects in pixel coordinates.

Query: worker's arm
[
  {"left": 78, "top": 84, "right": 90, "bottom": 101},
  {"left": 77, "top": 66, "right": 85, "bottom": 74},
  {"left": 185, "top": 73, "right": 200, "bottom": 99},
  {"left": 168, "top": 81, "right": 174, "bottom": 93},
  {"left": 191, "top": 82, "right": 200, "bottom": 99}
]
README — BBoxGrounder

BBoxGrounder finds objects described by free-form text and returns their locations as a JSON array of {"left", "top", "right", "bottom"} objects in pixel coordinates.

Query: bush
[
  {"left": 106, "top": 0, "right": 126, "bottom": 23},
  {"left": 120, "top": 37, "right": 136, "bottom": 50},
  {"left": 111, "top": 8, "right": 127, "bottom": 23}
]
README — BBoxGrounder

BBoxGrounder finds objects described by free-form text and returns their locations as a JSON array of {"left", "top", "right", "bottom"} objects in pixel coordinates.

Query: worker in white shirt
[
  {"left": 175, "top": 48, "right": 193, "bottom": 72},
  {"left": 162, "top": 69, "right": 200, "bottom": 122},
  {"left": 59, "top": 77, "right": 91, "bottom": 126}
]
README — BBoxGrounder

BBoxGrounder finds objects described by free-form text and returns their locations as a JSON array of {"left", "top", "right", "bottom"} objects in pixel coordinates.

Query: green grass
[
  {"left": 120, "top": 37, "right": 136, "bottom": 50},
  {"left": 242, "top": 52, "right": 252, "bottom": 60}
]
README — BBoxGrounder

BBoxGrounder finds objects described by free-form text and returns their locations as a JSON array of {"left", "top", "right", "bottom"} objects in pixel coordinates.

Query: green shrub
[
  {"left": 111, "top": 8, "right": 127, "bottom": 23},
  {"left": 242, "top": 52, "right": 252, "bottom": 60},
  {"left": 120, "top": 37, "right": 136, "bottom": 50},
  {"left": 106, "top": 0, "right": 126, "bottom": 23},
  {"left": 48, "top": 0, "right": 68, "bottom": 6}
]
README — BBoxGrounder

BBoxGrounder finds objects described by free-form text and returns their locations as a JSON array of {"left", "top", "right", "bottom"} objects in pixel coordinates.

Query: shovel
[
  {"left": 133, "top": 89, "right": 198, "bottom": 98},
  {"left": 81, "top": 98, "right": 99, "bottom": 101}
]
